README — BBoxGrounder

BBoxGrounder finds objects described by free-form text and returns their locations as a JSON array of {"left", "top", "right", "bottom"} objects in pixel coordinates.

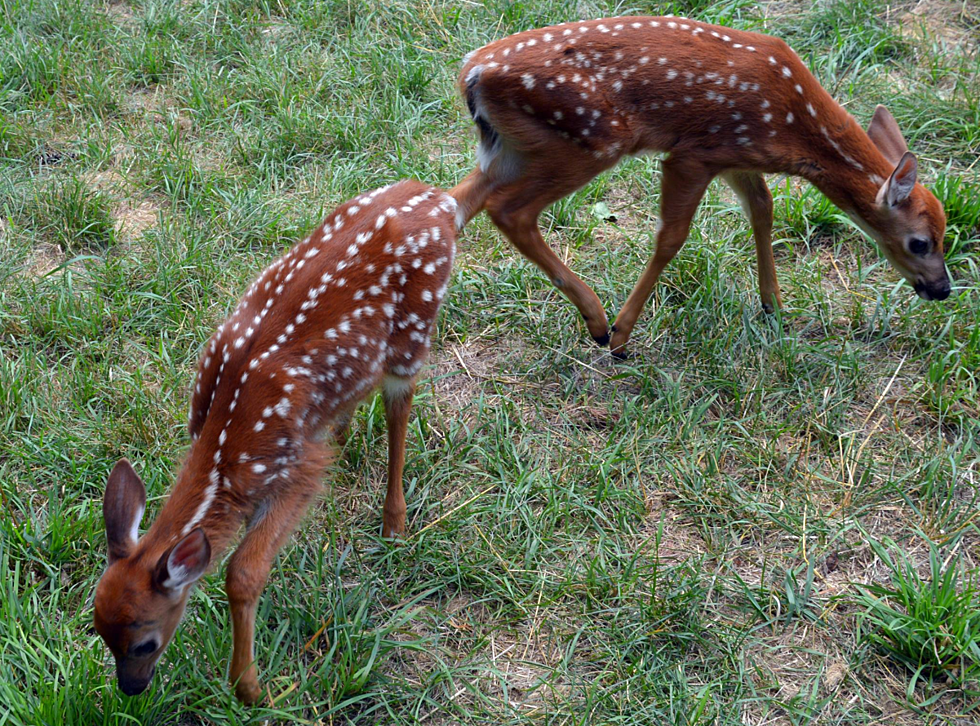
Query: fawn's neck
[
  {"left": 783, "top": 96, "right": 891, "bottom": 228},
  {"left": 138, "top": 447, "right": 263, "bottom": 561}
]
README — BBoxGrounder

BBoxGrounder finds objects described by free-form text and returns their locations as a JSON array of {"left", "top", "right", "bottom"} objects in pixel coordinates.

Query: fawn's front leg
[
  {"left": 721, "top": 171, "right": 781, "bottom": 312},
  {"left": 226, "top": 488, "right": 316, "bottom": 703}
]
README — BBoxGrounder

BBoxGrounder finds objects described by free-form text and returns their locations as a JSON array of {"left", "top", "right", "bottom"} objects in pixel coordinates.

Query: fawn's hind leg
[
  {"left": 484, "top": 149, "right": 616, "bottom": 346},
  {"left": 381, "top": 376, "right": 416, "bottom": 538},
  {"left": 450, "top": 167, "right": 494, "bottom": 229},
  {"left": 331, "top": 411, "right": 352, "bottom": 449},
  {"left": 609, "top": 155, "right": 714, "bottom": 357}
]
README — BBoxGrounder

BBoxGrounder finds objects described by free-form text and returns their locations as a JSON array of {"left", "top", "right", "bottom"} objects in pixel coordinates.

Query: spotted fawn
[
  {"left": 451, "top": 16, "right": 950, "bottom": 356},
  {"left": 95, "top": 180, "right": 459, "bottom": 703}
]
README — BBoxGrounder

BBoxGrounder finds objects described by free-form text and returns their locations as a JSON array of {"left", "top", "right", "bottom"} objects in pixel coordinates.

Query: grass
[
  {"left": 17, "top": 176, "right": 117, "bottom": 251},
  {"left": 0, "top": 0, "right": 978, "bottom": 724},
  {"left": 854, "top": 532, "right": 980, "bottom": 700}
]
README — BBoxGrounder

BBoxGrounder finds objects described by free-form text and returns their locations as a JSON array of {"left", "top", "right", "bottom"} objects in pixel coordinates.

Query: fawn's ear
[
  {"left": 867, "top": 105, "right": 909, "bottom": 167},
  {"left": 104, "top": 459, "right": 147, "bottom": 564},
  {"left": 879, "top": 152, "right": 918, "bottom": 208},
  {"left": 155, "top": 528, "right": 211, "bottom": 594}
]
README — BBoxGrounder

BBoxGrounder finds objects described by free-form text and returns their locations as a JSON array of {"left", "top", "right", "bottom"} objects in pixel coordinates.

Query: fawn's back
[
  {"left": 182, "top": 180, "right": 458, "bottom": 522},
  {"left": 193, "top": 185, "right": 455, "bottom": 423},
  {"left": 461, "top": 17, "right": 849, "bottom": 170}
]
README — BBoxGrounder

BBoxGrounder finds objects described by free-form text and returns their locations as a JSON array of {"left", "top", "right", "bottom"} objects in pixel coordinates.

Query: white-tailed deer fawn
[
  {"left": 94, "top": 180, "right": 458, "bottom": 703},
  {"left": 452, "top": 16, "right": 950, "bottom": 357}
]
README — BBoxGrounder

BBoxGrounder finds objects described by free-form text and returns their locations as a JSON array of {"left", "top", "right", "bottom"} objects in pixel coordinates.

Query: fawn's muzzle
[
  {"left": 914, "top": 277, "right": 951, "bottom": 301},
  {"left": 117, "top": 663, "right": 154, "bottom": 696}
]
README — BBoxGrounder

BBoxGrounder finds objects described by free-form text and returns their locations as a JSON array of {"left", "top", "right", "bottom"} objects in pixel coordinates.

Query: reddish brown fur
[
  {"left": 451, "top": 16, "right": 950, "bottom": 355},
  {"left": 94, "top": 180, "right": 459, "bottom": 703}
]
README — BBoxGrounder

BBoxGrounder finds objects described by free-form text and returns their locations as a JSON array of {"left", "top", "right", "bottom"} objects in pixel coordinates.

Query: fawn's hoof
[
  {"left": 382, "top": 529, "right": 407, "bottom": 544},
  {"left": 235, "top": 679, "right": 263, "bottom": 705},
  {"left": 581, "top": 311, "right": 610, "bottom": 348},
  {"left": 382, "top": 516, "right": 406, "bottom": 541},
  {"left": 608, "top": 325, "right": 631, "bottom": 360}
]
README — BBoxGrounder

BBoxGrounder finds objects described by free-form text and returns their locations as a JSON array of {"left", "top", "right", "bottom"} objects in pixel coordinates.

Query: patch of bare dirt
[
  {"left": 82, "top": 167, "right": 124, "bottom": 193},
  {"left": 900, "top": 0, "right": 976, "bottom": 52},
  {"left": 122, "top": 88, "right": 190, "bottom": 137},
  {"left": 27, "top": 242, "right": 67, "bottom": 278},
  {"left": 641, "top": 493, "right": 709, "bottom": 564},
  {"left": 429, "top": 340, "right": 503, "bottom": 412},
  {"left": 740, "top": 626, "right": 855, "bottom": 725},
  {"left": 742, "top": 612, "right": 976, "bottom": 725},
  {"left": 116, "top": 199, "right": 160, "bottom": 242},
  {"left": 480, "top": 627, "right": 569, "bottom": 710},
  {"left": 103, "top": 0, "right": 135, "bottom": 25},
  {"left": 425, "top": 337, "right": 541, "bottom": 429},
  {"left": 381, "top": 590, "right": 572, "bottom": 720},
  {"left": 82, "top": 167, "right": 163, "bottom": 244}
]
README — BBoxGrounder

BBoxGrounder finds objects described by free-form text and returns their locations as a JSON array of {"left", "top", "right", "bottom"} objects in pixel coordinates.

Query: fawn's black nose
[
  {"left": 914, "top": 277, "right": 951, "bottom": 301},
  {"left": 117, "top": 663, "right": 154, "bottom": 696},
  {"left": 119, "top": 677, "right": 149, "bottom": 696}
]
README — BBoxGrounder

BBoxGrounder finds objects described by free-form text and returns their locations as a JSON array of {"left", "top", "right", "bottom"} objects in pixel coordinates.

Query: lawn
[{"left": 1, "top": 0, "right": 979, "bottom": 724}]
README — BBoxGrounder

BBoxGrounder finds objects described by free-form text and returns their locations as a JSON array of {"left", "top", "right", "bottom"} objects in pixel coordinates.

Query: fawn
[
  {"left": 94, "top": 180, "right": 458, "bottom": 703},
  {"left": 451, "top": 16, "right": 950, "bottom": 356}
]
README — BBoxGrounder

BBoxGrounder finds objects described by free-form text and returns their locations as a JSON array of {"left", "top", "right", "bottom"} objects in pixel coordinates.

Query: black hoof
[
  {"left": 592, "top": 330, "right": 610, "bottom": 347},
  {"left": 611, "top": 348, "right": 629, "bottom": 361}
]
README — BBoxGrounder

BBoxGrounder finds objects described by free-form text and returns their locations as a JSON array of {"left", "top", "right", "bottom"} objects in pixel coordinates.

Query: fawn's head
[
  {"left": 94, "top": 459, "right": 212, "bottom": 696},
  {"left": 862, "top": 105, "right": 949, "bottom": 301}
]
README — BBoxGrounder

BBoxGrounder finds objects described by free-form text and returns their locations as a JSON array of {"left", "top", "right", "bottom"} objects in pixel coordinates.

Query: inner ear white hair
[{"left": 881, "top": 152, "right": 917, "bottom": 208}]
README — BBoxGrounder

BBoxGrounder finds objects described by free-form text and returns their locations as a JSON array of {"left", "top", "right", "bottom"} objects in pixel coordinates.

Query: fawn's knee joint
[
  {"left": 486, "top": 202, "right": 513, "bottom": 230},
  {"left": 226, "top": 568, "right": 264, "bottom": 603},
  {"left": 383, "top": 501, "right": 406, "bottom": 517},
  {"left": 487, "top": 201, "right": 535, "bottom": 236}
]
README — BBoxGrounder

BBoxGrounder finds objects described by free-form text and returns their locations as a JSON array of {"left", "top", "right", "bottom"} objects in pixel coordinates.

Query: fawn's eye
[
  {"left": 131, "top": 639, "right": 158, "bottom": 658},
  {"left": 909, "top": 238, "right": 930, "bottom": 255}
]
